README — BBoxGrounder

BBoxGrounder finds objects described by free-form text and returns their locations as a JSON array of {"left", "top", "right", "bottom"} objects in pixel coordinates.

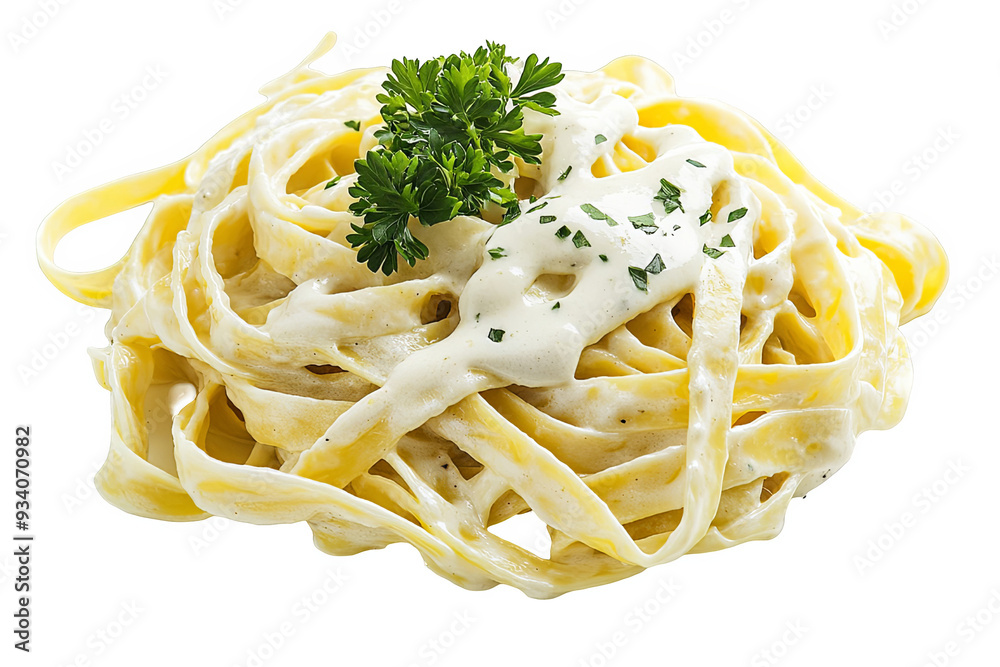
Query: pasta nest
[{"left": 38, "top": 36, "right": 947, "bottom": 597}]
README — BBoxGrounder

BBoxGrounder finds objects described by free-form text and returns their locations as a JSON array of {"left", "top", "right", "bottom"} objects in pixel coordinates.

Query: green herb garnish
[
  {"left": 654, "top": 178, "right": 685, "bottom": 214},
  {"left": 645, "top": 253, "right": 665, "bottom": 274},
  {"left": 488, "top": 247, "right": 507, "bottom": 259},
  {"left": 539, "top": 214, "right": 556, "bottom": 224},
  {"left": 628, "top": 212, "right": 658, "bottom": 234},
  {"left": 346, "top": 43, "right": 564, "bottom": 274},
  {"left": 728, "top": 207, "right": 748, "bottom": 223},
  {"left": 720, "top": 234, "right": 735, "bottom": 247},
  {"left": 324, "top": 176, "right": 341, "bottom": 189},
  {"left": 572, "top": 230, "right": 590, "bottom": 248},
  {"left": 599, "top": 254, "right": 608, "bottom": 262},
  {"left": 488, "top": 328, "right": 505, "bottom": 342},
  {"left": 500, "top": 201, "right": 521, "bottom": 226},
  {"left": 557, "top": 165, "right": 572, "bottom": 181},
  {"left": 699, "top": 209, "right": 712, "bottom": 226},
  {"left": 703, "top": 244, "right": 725, "bottom": 259},
  {"left": 628, "top": 266, "right": 648, "bottom": 292},
  {"left": 595, "top": 134, "right": 607, "bottom": 144},
  {"left": 581, "top": 203, "right": 618, "bottom": 226},
  {"left": 686, "top": 158, "right": 706, "bottom": 168},
  {"left": 344, "top": 120, "right": 362, "bottom": 131},
  {"left": 551, "top": 302, "right": 560, "bottom": 310},
  {"left": 555, "top": 225, "right": 572, "bottom": 239},
  {"left": 526, "top": 201, "right": 548, "bottom": 214}
]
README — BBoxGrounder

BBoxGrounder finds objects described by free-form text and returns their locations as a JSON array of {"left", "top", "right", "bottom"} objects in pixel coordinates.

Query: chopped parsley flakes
[
  {"left": 703, "top": 244, "right": 725, "bottom": 259},
  {"left": 628, "top": 266, "right": 648, "bottom": 292},
  {"left": 581, "top": 203, "right": 618, "bottom": 226},
  {"left": 628, "top": 212, "right": 658, "bottom": 234},
  {"left": 654, "top": 178, "right": 685, "bottom": 214}
]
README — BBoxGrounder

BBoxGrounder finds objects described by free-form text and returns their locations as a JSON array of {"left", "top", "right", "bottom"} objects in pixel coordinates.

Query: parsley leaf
[
  {"left": 539, "top": 214, "right": 556, "bottom": 224},
  {"left": 595, "top": 134, "right": 607, "bottom": 144},
  {"left": 488, "top": 328, "right": 505, "bottom": 342},
  {"left": 526, "top": 201, "right": 548, "bottom": 214},
  {"left": 720, "top": 234, "right": 735, "bottom": 247},
  {"left": 344, "top": 120, "right": 361, "bottom": 131},
  {"left": 488, "top": 247, "right": 507, "bottom": 259},
  {"left": 581, "top": 203, "right": 618, "bottom": 226},
  {"left": 324, "top": 175, "right": 341, "bottom": 189},
  {"left": 555, "top": 225, "right": 572, "bottom": 239},
  {"left": 728, "top": 207, "right": 748, "bottom": 223},
  {"left": 686, "top": 158, "right": 706, "bottom": 168},
  {"left": 557, "top": 165, "right": 572, "bottom": 181},
  {"left": 628, "top": 266, "right": 648, "bottom": 292},
  {"left": 703, "top": 244, "right": 725, "bottom": 259},
  {"left": 551, "top": 301, "right": 560, "bottom": 310},
  {"left": 628, "top": 212, "right": 658, "bottom": 234},
  {"left": 645, "top": 253, "right": 665, "bottom": 274},
  {"left": 654, "top": 178, "right": 685, "bottom": 214},
  {"left": 500, "top": 201, "right": 521, "bottom": 226},
  {"left": 699, "top": 209, "right": 712, "bottom": 226},
  {"left": 572, "top": 230, "right": 590, "bottom": 248},
  {"left": 599, "top": 254, "right": 608, "bottom": 262},
  {"left": 347, "top": 43, "right": 564, "bottom": 274}
]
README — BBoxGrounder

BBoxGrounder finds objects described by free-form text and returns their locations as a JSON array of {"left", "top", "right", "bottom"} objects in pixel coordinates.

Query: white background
[{"left": 2, "top": 0, "right": 999, "bottom": 665}]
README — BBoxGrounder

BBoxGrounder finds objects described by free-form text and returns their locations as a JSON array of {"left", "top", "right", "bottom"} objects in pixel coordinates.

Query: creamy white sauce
[{"left": 376, "top": 90, "right": 759, "bottom": 407}]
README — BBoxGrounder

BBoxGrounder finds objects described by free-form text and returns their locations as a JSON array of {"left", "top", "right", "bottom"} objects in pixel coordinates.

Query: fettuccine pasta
[{"left": 37, "top": 35, "right": 947, "bottom": 597}]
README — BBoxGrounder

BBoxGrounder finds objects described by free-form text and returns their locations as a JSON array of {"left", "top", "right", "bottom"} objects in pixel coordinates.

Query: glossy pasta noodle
[{"left": 38, "top": 35, "right": 947, "bottom": 597}]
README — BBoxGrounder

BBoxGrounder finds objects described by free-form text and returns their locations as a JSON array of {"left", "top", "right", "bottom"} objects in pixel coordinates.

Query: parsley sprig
[{"left": 346, "top": 43, "right": 564, "bottom": 274}]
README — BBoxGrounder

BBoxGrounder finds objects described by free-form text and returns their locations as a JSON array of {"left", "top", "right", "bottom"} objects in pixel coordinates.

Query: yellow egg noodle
[{"left": 38, "top": 35, "right": 947, "bottom": 597}]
